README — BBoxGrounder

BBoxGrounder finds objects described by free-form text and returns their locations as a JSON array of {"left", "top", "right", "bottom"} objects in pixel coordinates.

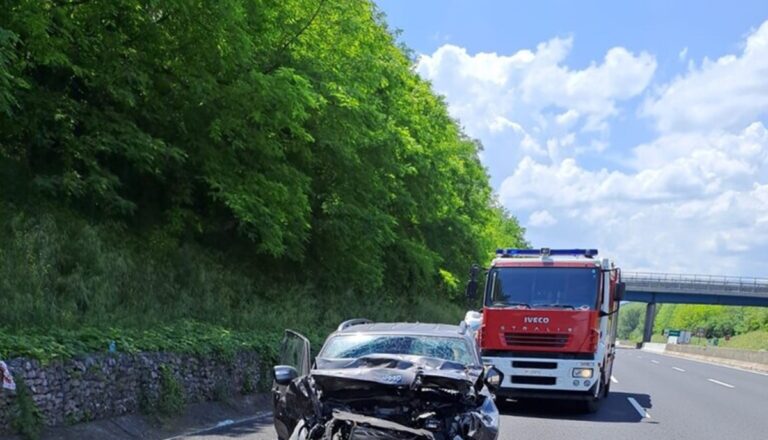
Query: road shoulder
[
  {"left": 645, "top": 348, "right": 768, "bottom": 375},
  {"left": 0, "top": 394, "right": 272, "bottom": 440}
]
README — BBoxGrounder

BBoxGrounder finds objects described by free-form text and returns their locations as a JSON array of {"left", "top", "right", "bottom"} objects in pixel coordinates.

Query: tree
[{"left": 618, "top": 302, "right": 645, "bottom": 339}]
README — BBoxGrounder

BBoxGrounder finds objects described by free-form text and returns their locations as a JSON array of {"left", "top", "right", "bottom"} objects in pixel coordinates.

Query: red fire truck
[{"left": 464, "top": 248, "right": 624, "bottom": 412}]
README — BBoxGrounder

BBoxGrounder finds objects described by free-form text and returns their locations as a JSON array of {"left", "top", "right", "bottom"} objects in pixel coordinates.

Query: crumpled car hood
[
  {"left": 312, "top": 354, "right": 483, "bottom": 394},
  {"left": 279, "top": 354, "right": 499, "bottom": 439}
]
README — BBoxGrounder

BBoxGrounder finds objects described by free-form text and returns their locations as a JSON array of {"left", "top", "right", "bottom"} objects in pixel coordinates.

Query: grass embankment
[
  {"left": 721, "top": 331, "right": 768, "bottom": 350},
  {"left": 683, "top": 330, "right": 768, "bottom": 350},
  {"left": 0, "top": 205, "right": 466, "bottom": 363}
]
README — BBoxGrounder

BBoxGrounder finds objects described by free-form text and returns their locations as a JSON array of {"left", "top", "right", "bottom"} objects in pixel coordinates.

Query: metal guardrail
[{"left": 623, "top": 271, "right": 768, "bottom": 298}]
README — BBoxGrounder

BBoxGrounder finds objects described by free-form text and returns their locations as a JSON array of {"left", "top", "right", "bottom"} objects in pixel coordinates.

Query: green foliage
[
  {"left": 156, "top": 365, "right": 185, "bottom": 417},
  {"left": 214, "top": 378, "right": 234, "bottom": 404},
  {"left": 0, "top": 0, "right": 526, "bottom": 362},
  {"left": 10, "top": 376, "right": 43, "bottom": 440},
  {"left": 619, "top": 302, "right": 768, "bottom": 344},
  {"left": 241, "top": 371, "right": 255, "bottom": 395},
  {"left": 0, "top": 321, "right": 281, "bottom": 363},
  {"left": 0, "top": 0, "right": 524, "bottom": 288},
  {"left": 653, "top": 304, "right": 768, "bottom": 338},
  {"left": 617, "top": 302, "right": 645, "bottom": 340}
]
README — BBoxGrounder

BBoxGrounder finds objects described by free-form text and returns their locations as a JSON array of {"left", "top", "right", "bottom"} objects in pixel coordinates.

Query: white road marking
[
  {"left": 707, "top": 379, "right": 735, "bottom": 388},
  {"left": 627, "top": 397, "right": 651, "bottom": 418},
  {"left": 651, "top": 360, "right": 660, "bottom": 364},
  {"left": 672, "top": 367, "right": 686, "bottom": 372},
  {"left": 611, "top": 375, "right": 618, "bottom": 383}
]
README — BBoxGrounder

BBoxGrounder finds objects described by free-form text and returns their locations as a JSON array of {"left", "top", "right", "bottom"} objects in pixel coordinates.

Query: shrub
[
  {"left": 241, "top": 371, "right": 255, "bottom": 395},
  {"left": 156, "top": 365, "right": 185, "bottom": 417},
  {"left": 10, "top": 376, "right": 43, "bottom": 440}
]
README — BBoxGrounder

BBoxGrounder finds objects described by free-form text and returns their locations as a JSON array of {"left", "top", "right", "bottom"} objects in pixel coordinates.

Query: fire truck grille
[
  {"left": 510, "top": 376, "right": 557, "bottom": 385},
  {"left": 504, "top": 333, "right": 570, "bottom": 348}
]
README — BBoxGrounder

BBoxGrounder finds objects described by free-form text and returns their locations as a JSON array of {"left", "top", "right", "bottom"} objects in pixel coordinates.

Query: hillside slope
[{"left": 0, "top": 0, "right": 525, "bottom": 360}]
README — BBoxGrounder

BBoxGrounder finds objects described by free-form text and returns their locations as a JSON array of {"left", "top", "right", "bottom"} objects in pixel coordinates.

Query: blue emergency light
[{"left": 495, "top": 248, "right": 598, "bottom": 258}]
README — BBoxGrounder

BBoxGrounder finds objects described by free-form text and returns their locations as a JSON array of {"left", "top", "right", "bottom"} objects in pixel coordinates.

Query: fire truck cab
[{"left": 465, "top": 248, "right": 624, "bottom": 412}]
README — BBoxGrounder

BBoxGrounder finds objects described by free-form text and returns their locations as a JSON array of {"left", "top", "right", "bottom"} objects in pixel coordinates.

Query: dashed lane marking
[
  {"left": 672, "top": 367, "right": 686, "bottom": 372},
  {"left": 651, "top": 360, "right": 660, "bottom": 364},
  {"left": 707, "top": 379, "right": 735, "bottom": 389},
  {"left": 627, "top": 397, "right": 651, "bottom": 419}
]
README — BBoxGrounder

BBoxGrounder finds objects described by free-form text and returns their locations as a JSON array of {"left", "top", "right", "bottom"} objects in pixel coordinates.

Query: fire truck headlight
[{"left": 572, "top": 368, "right": 593, "bottom": 378}]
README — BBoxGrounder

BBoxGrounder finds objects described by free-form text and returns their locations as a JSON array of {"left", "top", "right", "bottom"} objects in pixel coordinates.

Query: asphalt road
[{"left": 177, "top": 348, "right": 768, "bottom": 440}]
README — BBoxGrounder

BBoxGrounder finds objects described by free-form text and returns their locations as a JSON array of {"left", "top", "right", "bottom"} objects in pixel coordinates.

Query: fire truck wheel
[
  {"left": 584, "top": 395, "right": 602, "bottom": 413},
  {"left": 583, "top": 378, "right": 603, "bottom": 413},
  {"left": 603, "top": 375, "right": 611, "bottom": 396}
]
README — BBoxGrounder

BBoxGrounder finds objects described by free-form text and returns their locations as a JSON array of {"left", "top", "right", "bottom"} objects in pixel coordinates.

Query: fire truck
[{"left": 464, "top": 248, "right": 624, "bottom": 412}]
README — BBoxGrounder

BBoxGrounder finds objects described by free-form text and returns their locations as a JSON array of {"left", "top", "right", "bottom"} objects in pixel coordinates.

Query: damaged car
[{"left": 272, "top": 320, "right": 503, "bottom": 440}]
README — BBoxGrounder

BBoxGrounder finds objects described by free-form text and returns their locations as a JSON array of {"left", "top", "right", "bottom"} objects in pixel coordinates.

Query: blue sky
[{"left": 376, "top": 1, "right": 768, "bottom": 276}]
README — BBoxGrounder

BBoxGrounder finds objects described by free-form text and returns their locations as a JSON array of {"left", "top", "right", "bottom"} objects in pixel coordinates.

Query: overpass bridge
[{"left": 622, "top": 271, "right": 768, "bottom": 342}]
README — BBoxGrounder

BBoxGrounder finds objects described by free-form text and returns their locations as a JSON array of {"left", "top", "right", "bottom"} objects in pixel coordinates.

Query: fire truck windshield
[{"left": 486, "top": 267, "right": 600, "bottom": 310}]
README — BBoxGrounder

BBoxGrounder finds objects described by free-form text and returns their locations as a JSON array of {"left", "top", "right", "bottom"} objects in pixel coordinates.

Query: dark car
[{"left": 272, "top": 320, "right": 503, "bottom": 440}]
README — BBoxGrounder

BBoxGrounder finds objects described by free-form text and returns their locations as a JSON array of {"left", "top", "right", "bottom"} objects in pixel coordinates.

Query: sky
[{"left": 376, "top": 0, "right": 768, "bottom": 277}]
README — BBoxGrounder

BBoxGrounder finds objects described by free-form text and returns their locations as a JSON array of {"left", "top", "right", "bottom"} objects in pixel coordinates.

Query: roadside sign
[{"left": 668, "top": 329, "right": 681, "bottom": 337}]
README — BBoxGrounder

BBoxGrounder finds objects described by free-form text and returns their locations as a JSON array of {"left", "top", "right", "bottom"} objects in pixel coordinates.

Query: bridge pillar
[{"left": 643, "top": 302, "right": 657, "bottom": 343}]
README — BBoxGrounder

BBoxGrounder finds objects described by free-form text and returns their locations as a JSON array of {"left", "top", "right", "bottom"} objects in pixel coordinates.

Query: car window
[
  {"left": 320, "top": 334, "right": 475, "bottom": 365},
  {"left": 279, "top": 331, "right": 310, "bottom": 374}
]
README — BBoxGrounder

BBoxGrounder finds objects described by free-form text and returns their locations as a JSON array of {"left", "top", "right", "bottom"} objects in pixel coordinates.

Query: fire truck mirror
[{"left": 615, "top": 282, "right": 626, "bottom": 301}]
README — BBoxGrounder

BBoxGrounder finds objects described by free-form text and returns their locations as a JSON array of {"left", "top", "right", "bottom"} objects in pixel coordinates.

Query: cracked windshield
[
  {"left": 0, "top": 1, "right": 766, "bottom": 440},
  {"left": 320, "top": 334, "right": 474, "bottom": 364}
]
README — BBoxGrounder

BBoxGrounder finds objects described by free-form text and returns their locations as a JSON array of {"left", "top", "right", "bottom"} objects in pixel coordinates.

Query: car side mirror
[
  {"left": 616, "top": 282, "right": 626, "bottom": 301},
  {"left": 465, "top": 264, "right": 480, "bottom": 300},
  {"left": 483, "top": 366, "right": 503, "bottom": 392},
  {"left": 273, "top": 365, "right": 299, "bottom": 386}
]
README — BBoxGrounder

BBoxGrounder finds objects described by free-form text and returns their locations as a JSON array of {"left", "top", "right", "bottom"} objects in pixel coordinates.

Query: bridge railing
[{"left": 623, "top": 271, "right": 768, "bottom": 297}]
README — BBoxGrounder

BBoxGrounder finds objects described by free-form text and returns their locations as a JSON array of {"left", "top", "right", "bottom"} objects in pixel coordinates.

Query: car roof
[{"left": 334, "top": 322, "right": 466, "bottom": 337}]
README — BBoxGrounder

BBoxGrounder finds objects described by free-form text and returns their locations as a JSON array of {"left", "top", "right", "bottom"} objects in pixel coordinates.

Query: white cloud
[
  {"left": 416, "top": 22, "right": 768, "bottom": 276},
  {"left": 643, "top": 20, "right": 768, "bottom": 132},
  {"left": 501, "top": 122, "right": 768, "bottom": 206},
  {"left": 528, "top": 210, "right": 557, "bottom": 228},
  {"left": 499, "top": 122, "right": 768, "bottom": 275},
  {"left": 416, "top": 39, "right": 656, "bottom": 161}
]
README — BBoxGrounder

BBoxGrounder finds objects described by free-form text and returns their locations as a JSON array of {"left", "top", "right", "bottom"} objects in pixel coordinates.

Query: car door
[{"left": 272, "top": 330, "right": 311, "bottom": 440}]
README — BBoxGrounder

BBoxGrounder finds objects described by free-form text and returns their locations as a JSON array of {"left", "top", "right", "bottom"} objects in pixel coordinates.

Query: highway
[{"left": 177, "top": 348, "right": 768, "bottom": 440}]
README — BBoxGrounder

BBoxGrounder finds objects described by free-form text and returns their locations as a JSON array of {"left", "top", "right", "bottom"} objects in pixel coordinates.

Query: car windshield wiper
[
  {"left": 492, "top": 302, "right": 530, "bottom": 308},
  {"left": 534, "top": 304, "right": 575, "bottom": 309}
]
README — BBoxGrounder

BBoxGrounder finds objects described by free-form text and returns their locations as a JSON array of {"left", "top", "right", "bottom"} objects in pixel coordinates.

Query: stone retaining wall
[
  {"left": 665, "top": 344, "right": 768, "bottom": 364},
  {"left": 0, "top": 351, "right": 261, "bottom": 433}
]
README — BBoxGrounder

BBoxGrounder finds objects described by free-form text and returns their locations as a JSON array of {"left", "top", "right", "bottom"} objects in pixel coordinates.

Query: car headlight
[{"left": 572, "top": 368, "right": 593, "bottom": 378}]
